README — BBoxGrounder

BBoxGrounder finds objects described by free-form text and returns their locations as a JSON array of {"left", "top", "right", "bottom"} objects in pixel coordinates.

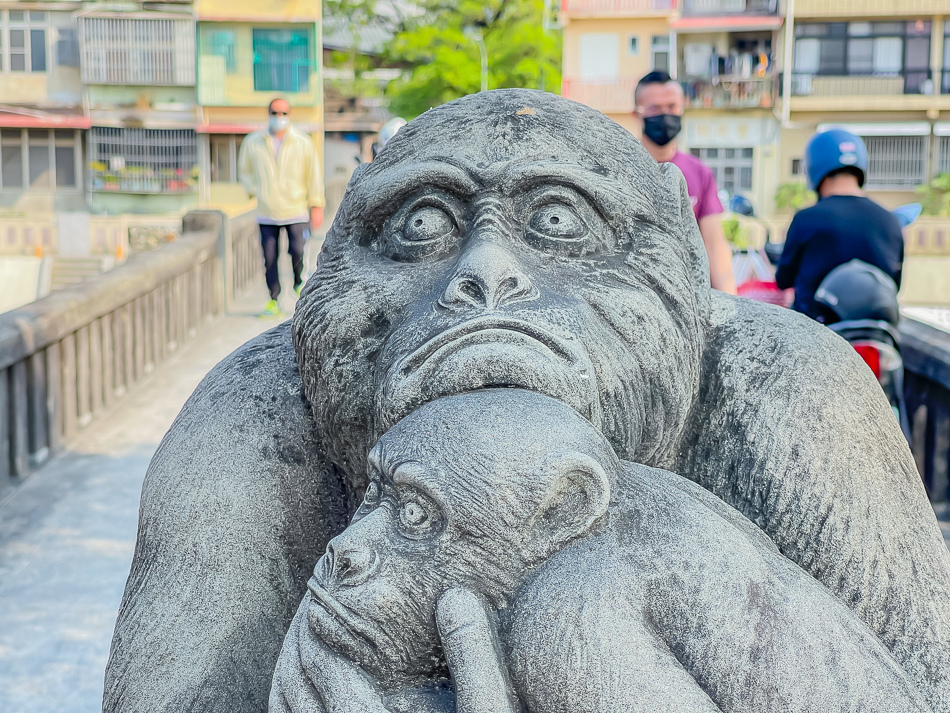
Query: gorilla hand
[{"left": 436, "top": 588, "right": 519, "bottom": 713}]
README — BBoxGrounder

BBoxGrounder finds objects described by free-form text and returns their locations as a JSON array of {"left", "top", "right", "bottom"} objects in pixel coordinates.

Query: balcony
[
  {"left": 561, "top": 76, "right": 638, "bottom": 114},
  {"left": 680, "top": 0, "right": 777, "bottom": 14},
  {"left": 560, "top": 0, "right": 675, "bottom": 17},
  {"left": 682, "top": 75, "right": 775, "bottom": 109},
  {"left": 790, "top": 71, "right": 934, "bottom": 97}
]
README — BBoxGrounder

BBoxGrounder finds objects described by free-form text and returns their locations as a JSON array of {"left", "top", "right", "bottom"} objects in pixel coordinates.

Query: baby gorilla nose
[{"left": 326, "top": 541, "right": 379, "bottom": 587}]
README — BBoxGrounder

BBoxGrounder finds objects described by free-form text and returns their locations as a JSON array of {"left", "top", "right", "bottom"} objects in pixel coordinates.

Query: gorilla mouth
[
  {"left": 376, "top": 317, "right": 600, "bottom": 432},
  {"left": 307, "top": 580, "right": 384, "bottom": 654}
]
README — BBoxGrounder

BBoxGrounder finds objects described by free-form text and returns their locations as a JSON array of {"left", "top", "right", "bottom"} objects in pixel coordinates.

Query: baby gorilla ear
[{"left": 525, "top": 452, "right": 611, "bottom": 562}]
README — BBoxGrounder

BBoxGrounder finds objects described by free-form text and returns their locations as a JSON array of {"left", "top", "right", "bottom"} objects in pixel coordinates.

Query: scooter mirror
[
  {"left": 892, "top": 203, "right": 922, "bottom": 229},
  {"left": 729, "top": 194, "right": 756, "bottom": 217}
]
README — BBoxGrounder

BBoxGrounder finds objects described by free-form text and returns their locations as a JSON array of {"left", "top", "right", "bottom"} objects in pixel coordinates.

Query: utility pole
[{"left": 465, "top": 28, "right": 488, "bottom": 92}]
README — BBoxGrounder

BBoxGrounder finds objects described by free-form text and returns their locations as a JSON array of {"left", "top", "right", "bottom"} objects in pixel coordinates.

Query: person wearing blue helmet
[{"left": 775, "top": 128, "right": 904, "bottom": 320}]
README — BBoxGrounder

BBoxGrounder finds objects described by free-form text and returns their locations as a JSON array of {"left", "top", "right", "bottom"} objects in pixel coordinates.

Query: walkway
[
  {"left": 0, "top": 283, "right": 948, "bottom": 712},
  {"left": 0, "top": 285, "right": 290, "bottom": 713}
]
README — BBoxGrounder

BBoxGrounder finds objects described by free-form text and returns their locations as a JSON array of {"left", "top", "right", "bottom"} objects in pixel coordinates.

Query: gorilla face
[{"left": 294, "top": 90, "right": 710, "bottom": 486}]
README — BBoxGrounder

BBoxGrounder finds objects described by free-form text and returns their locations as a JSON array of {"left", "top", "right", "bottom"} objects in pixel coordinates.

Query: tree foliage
[{"left": 325, "top": 0, "right": 561, "bottom": 119}]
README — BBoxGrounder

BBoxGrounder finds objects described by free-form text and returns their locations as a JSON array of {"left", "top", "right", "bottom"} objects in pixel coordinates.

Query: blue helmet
[{"left": 804, "top": 128, "right": 868, "bottom": 191}]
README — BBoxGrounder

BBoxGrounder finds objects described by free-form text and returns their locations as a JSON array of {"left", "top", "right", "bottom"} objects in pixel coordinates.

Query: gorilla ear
[
  {"left": 525, "top": 452, "right": 610, "bottom": 562},
  {"left": 657, "top": 161, "right": 711, "bottom": 294}
]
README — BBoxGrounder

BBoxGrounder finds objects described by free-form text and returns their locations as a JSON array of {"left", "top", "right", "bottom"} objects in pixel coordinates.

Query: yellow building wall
[
  {"left": 562, "top": 16, "right": 671, "bottom": 79},
  {"left": 195, "top": 0, "right": 319, "bottom": 21}
]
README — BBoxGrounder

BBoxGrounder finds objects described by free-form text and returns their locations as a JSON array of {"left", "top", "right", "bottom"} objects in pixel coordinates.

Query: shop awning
[{"left": 0, "top": 109, "right": 91, "bottom": 129}]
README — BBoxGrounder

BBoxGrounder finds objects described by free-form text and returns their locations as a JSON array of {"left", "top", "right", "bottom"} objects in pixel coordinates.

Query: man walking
[
  {"left": 634, "top": 71, "right": 736, "bottom": 294},
  {"left": 239, "top": 97, "right": 324, "bottom": 316}
]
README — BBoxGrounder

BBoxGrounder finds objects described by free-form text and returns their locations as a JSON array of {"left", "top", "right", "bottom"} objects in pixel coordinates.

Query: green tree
[{"left": 326, "top": 0, "right": 561, "bottom": 119}]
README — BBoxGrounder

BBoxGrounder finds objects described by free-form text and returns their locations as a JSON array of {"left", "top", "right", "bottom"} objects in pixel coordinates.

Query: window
[
  {"left": 791, "top": 158, "right": 802, "bottom": 175},
  {"left": 80, "top": 16, "right": 196, "bottom": 85},
  {"left": 205, "top": 29, "right": 236, "bottom": 72},
  {"left": 1, "top": 10, "right": 47, "bottom": 73},
  {"left": 863, "top": 135, "right": 927, "bottom": 189},
  {"left": 56, "top": 27, "right": 79, "bottom": 67},
  {"left": 210, "top": 134, "right": 245, "bottom": 182},
  {"left": 794, "top": 21, "right": 931, "bottom": 94},
  {"left": 690, "top": 147, "right": 754, "bottom": 195},
  {"left": 651, "top": 35, "right": 670, "bottom": 72},
  {"left": 628, "top": 36, "right": 639, "bottom": 56},
  {"left": 88, "top": 127, "right": 198, "bottom": 193},
  {"left": 943, "top": 26, "right": 950, "bottom": 94},
  {"left": 0, "top": 129, "right": 78, "bottom": 191},
  {"left": 579, "top": 33, "right": 619, "bottom": 79},
  {"left": 252, "top": 28, "right": 311, "bottom": 93}
]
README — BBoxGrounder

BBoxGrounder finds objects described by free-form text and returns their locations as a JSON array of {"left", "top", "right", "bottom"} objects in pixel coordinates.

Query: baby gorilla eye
[
  {"left": 404, "top": 206, "right": 456, "bottom": 243},
  {"left": 400, "top": 501, "right": 427, "bottom": 527},
  {"left": 364, "top": 481, "right": 381, "bottom": 504}
]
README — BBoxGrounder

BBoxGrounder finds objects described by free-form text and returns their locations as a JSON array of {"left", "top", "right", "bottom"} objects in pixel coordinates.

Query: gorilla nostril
[{"left": 459, "top": 279, "right": 482, "bottom": 303}]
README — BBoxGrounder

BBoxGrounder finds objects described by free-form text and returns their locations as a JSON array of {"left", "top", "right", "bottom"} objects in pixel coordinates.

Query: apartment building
[
  {"left": 561, "top": 0, "right": 950, "bottom": 217},
  {"left": 0, "top": 0, "right": 322, "bottom": 257}
]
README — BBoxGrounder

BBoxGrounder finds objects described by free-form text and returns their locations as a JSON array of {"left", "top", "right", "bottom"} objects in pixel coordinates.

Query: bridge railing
[
  {"left": 0, "top": 209, "right": 259, "bottom": 499},
  {"left": 903, "top": 317, "right": 950, "bottom": 505}
]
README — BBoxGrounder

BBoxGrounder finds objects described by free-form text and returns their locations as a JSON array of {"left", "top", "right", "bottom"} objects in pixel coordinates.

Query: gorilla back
[{"left": 104, "top": 89, "right": 950, "bottom": 712}]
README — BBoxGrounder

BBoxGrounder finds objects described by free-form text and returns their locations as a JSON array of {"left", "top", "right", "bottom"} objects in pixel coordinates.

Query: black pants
[{"left": 259, "top": 222, "right": 307, "bottom": 300}]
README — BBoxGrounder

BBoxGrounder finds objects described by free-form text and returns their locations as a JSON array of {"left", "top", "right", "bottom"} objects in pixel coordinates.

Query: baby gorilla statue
[{"left": 270, "top": 389, "right": 932, "bottom": 713}]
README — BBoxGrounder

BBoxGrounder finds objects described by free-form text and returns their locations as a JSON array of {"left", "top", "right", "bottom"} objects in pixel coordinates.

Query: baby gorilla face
[{"left": 305, "top": 456, "right": 532, "bottom": 689}]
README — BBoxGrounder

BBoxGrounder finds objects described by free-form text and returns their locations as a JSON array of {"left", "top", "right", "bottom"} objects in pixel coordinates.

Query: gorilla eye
[
  {"left": 528, "top": 204, "right": 586, "bottom": 241},
  {"left": 404, "top": 206, "right": 455, "bottom": 243},
  {"left": 380, "top": 196, "right": 464, "bottom": 263}
]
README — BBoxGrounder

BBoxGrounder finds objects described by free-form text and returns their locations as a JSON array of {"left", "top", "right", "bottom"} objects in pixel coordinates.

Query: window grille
[
  {"left": 88, "top": 127, "right": 198, "bottom": 193},
  {"left": 690, "top": 147, "right": 754, "bottom": 195},
  {"left": 936, "top": 137, "right": 950, "bottom": 176},
  {"left": 80, "top": 16, "right": 195, "bottom": 85},
  {"left": 0, "top": 129, "right": 79, "bottom": 191},
  {"left": 863, "top": 135, "right": 927, "bottom": 189},
  {"left": 252, "top": 28, "right": 311, "bottom": 93}
]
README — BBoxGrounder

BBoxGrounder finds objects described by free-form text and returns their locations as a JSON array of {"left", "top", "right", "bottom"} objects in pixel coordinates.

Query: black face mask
[{"left": 642, "top": 114, "right": 682, "bottom": 147}]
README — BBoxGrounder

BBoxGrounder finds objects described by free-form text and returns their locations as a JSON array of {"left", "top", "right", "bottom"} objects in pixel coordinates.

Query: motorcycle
[{"left": 728, "top": 195, "right": 919, "bottom": 438}]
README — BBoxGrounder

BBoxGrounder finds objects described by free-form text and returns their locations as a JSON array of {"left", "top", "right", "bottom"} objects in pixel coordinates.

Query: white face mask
[{"left": 269, "top": 115, "right": 290, "bottom": 133}]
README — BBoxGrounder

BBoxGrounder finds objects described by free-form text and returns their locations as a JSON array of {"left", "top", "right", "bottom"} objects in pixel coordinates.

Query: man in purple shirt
[{"left": 634, "top": 71, "right": 737, "bottom": 294}]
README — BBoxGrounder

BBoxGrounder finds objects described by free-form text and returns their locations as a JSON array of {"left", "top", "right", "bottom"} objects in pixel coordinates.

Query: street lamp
[{"left": 464, "top": 28, "right": 488, "bottom": 93}]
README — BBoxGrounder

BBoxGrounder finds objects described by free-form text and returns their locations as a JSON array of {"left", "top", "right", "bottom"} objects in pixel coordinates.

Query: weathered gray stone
[
  {"left": 105, "top": 89, "right": 950, "bottom": 712},
  {"left": 270, "top": 389, "right": 932, "bottom": 712}
]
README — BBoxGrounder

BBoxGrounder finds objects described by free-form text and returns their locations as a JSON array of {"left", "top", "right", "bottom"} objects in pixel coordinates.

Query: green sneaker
[{"left": 259, "top": 299, "right": 283, "bottom": 318}]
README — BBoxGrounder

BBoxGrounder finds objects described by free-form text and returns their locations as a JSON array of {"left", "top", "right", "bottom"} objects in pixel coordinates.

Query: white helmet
[{"left": 378, "top": 117, "right": 407, "bottom": 149}]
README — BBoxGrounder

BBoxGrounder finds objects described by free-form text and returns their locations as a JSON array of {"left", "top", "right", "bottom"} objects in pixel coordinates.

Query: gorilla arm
[
  {"left": 676, "top": 293, "right": 950, "bottom": 712},
  {"left": 103, "top": 323, "right": 349, "bottom": 713}
]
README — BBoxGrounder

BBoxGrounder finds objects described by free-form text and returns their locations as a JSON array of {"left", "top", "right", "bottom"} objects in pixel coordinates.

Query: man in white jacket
[{"left": 239, "top": 97, "right": 324, "bottom": 316}]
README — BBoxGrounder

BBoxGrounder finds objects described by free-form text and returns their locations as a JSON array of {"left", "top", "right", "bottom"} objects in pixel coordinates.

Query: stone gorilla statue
[
  {"left": 270, "top": 389, "right": 933, "bottom": 713},
  {"left": 103, "top": 90, "right": 950, "bottom": 712}
]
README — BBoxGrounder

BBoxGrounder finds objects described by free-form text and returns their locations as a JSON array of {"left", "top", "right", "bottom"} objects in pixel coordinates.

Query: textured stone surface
[
  {"left": 271, "top": 390, "right": 931, "bottom": 713},
  {"left": 106, "top": 89, "right": 950, "bottom": 712}
]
